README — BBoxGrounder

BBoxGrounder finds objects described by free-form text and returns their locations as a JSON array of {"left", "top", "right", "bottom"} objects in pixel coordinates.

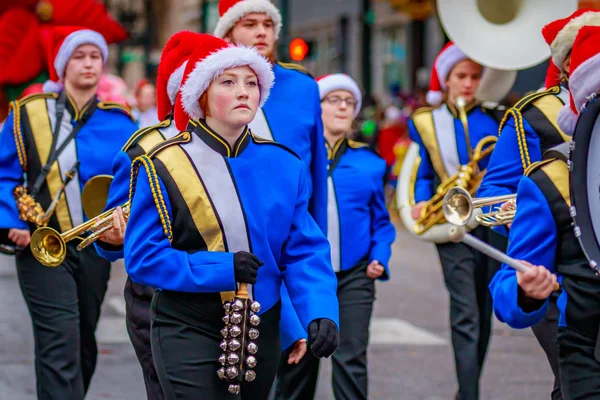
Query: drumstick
[{"left": 449, "top": 227, "right": 560, "bottom": 291}]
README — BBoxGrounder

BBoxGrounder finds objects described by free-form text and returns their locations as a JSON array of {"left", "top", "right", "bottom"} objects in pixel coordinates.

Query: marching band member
[
  {"left": 0, "top": 27, "right": 137, "bottom": 399},
  {"left": 94, "top": 31, "right": 203, "bottom": 400},
  {"left": 479, "top": 11, "right": 600, "bottom": 399},
  {"left": 275, "top": 73, "right": 396, "bottom": 400},
  {"left": 123, "top": 34, "right": 340, "bottom": 399},
  {"left": 409, "top": 43, "right": 503, "bottom": 400},
  {"left": 212, "top": 0, "right": 328, "bottom": 367},
  {"left": 489, "top": 25, "right": 600, "bottom": 399}
]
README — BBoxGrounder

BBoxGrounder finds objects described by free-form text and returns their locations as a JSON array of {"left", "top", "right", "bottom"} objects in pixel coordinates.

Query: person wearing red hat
[
  {"left": 92, "top": 30, "right": 203, "bottom": 400},
  {"left": 408, "top": 42, "right": 504, "bottom": 400},
  {"left": 488, "top": 25, "right": 600, "bottom": 400},
  {"left": 483, "top": 10, "right": 600, "bottom": 399},
  {"left": 0, "top": 26, "right": 137, "bottom": 399},
  {"left": 275, "top": 73, "right": 395, "bottom": 400},
  {"left": 123, "top": 34, "right": 339, "bottom": 399}
]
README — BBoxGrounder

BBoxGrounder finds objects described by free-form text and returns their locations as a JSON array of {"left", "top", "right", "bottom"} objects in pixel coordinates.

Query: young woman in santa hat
[
  {"left": 0, "top": 26, "right": 137, "bottom": 399},
  {"left": 408, "top": 42, "right": 503, "bottom": 400},
  {"left": 488, "top": 25, "right": 600, "bottom": 399},
  {"left": 485, "top": 10, "right": 600, "bottom": 400},
  {"left": 122, "top": 34, "right": 340, "bottom": 399},
  {"left": 275, "top": 73, "right": 396, "bottom": 400}
]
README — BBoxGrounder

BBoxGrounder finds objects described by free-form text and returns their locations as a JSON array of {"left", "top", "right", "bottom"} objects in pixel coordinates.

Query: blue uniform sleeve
[
  {"left": 308, "top": 90, "right": 328, "bottom": 235},
  {"left": 368, "top": 160, "right": 396, "bottom": 281},
  {"left": 489, "top": 176, "right": 556, "bottom": 329},
  {"left": 124, "top": 164, "right": 237, "bottom": 292},
  {"left": 94, "top": 150, "right": 132, "bottom": 261},
  {"left": 279, "top": 283, "right": 307, "bottom": 351},
  {"left": 408, "top": 120, "right": 434, "bottom": 203},
  {"left": 0, "top": 111, "right": 28, "bottom": 230},
  {"left": 280, "top": 163, "right": 339, "bottom": 330},
  {"left": 476, "top": 116, "right": 543, "bottom": 236}
]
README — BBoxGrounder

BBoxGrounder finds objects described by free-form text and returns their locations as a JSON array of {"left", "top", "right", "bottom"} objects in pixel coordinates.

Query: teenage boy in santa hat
[
  {"left": 488, "top": 25, "right": 600, "bottom": 400},
  {"left": 408, "top": 42, "right": 503, "bottom": 400},
  {"left": 93, "top": 30, "right": 203, "bottom": 400},
  {"left": 212, "top": 0, "right": 329, "bottom": 380},
  {"left": 123, "top": 33, "right": 339, "bottom": 399},
  {"left": 0, "top": 26, "right": 137, "bottom": 399},
  {"left": 482, "top": 10, "right": 600, "bottom": 399}
]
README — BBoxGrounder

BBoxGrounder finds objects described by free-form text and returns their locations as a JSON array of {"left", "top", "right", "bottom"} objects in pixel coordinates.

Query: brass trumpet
[
  {"left": 414, "top": 135, "right": 498, "bottom": 235},
  {"left": 443, "top": 186, "right": 516, "bottom": 227},
  {"left": 29, "top": 176, "right": 129, "bottom": 267}
]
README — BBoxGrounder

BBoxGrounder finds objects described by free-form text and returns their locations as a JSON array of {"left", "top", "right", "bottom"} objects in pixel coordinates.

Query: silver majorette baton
[
  {"left": 218, "top": 283, "right": 261, "bottom": 395},
  {"left": 448, "top": 226, "right": 560, "bottom": 292}
]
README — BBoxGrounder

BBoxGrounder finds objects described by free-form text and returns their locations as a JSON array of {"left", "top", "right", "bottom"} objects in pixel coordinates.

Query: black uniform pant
[
  {"left": 275, "top": 261, "right": 375, "bottom": 400},
  {"left": 558, "top": 327, "right": 600, "bottom": 399},
  {"left": 15, "top": 242, "right": 110, "bottom": 400},
  {"left": 124, "top": 277, "right": 165, "bottom": 400},
  {"left": 435, "top": 227, "right": 503, "bottom": 400},
  {"left": 530, "top": 294, "right": 562, "bottom": 400},
  {"left": 151, "top": 290, "right": 281, "bottom": 399}
]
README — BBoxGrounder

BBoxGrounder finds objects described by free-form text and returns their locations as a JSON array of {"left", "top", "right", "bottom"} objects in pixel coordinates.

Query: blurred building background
[
  {"left": 106, "top": 0, "right": 442, "bottom": 102},
  {"left": 103, "top": 0, "right": 600, "bottom": 103}
]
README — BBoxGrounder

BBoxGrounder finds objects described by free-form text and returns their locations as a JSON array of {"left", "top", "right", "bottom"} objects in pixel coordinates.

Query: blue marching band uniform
[
  {"left": 489, "top": 146, "right": 600, "bottom": 398},
  {"left": 0, "top": 91, "right": 137, "bottom": 398},
  {"left": 124, "top": 120, "right": 339, "bottom": 398},
  {"left": 275, "top": 137, "right": 396, "bottom": 399},
  {"left": 478, "top": 85, "right": 570, "bottom": 400},
  {"left": 408, "top": 100, "right": 505, "bottom": 400}
]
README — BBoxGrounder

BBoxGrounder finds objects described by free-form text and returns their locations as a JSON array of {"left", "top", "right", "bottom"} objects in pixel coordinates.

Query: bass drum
[
  {"left": 396, "top": 142, "right": 463, "bottom": 244},
  {"left": 569, "top": 97, "right": 600, "bottom": 273}
]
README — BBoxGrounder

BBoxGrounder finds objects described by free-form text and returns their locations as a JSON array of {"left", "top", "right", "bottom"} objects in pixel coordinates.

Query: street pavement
[{"left": 0, "top": 217, "right": 555, "bottom": 399}]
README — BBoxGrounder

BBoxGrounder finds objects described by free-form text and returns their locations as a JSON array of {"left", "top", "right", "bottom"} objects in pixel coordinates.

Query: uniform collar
[
  {"left": 327, "top": 137, "right": 349, "bottom": 161},
  {"left": 193, "top": 119, "right": 251, "bottom": 157},
  {"left": 327, "top": 137, "right": 349, "bottom": 175},
  {"left": 64, "top": 92, "right": 97, "bottom": 122},
  {"left": 445, "top": 99, "right": 477, "bottom": 119}
]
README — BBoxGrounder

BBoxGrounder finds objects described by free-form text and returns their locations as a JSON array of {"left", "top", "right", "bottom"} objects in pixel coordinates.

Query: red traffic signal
[{"left": 289, "top": 38, "right": 309, "bottom": 61}]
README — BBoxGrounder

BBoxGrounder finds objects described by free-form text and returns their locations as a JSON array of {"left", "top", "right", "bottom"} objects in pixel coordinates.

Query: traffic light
[{"left": 289, "top": 38, "right": 310, "bottom": 62}]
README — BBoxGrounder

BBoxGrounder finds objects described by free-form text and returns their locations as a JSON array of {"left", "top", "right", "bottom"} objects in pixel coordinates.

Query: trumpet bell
[
  {"left": 82, "top": 175, "right": 113, "bottom": 219},
  {"left": 30, "top": 227, "right": 66, "bottom": 267},
  {"left": 443, "top": 187, "right": 473, "bottom": 226}
]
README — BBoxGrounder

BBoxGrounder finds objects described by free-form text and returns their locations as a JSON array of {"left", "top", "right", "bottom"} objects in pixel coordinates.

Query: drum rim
[{"left": 570, "top": 96, "right": 600, "bottom": 273}]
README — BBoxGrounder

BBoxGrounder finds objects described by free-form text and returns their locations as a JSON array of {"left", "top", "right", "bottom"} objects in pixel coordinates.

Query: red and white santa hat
[
  {"left": 542, "top": 8, "right": 600, "bottom": 76},
  {"left": 557, "top": 25, "right": 600, "bottom": 135},
  {"left": 156, "top": 31, "right": 203, "bottom": 121},
  {"left": 426, "top": 42, "right": 469, "bottom": 106},
  {"left": 316, "top": 74, "right": 362, "bottom": 118},
  {"left": 43, "top": 26, "right": 108, "bottom": 92},
  {"left": 174, "top": 34, "right": 274, "bottom": 130},
  {"left": 213, "top": 0, "right": 282, "bottom": 39}
]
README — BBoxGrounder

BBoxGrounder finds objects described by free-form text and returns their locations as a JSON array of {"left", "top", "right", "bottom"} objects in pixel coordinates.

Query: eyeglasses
[{"left": 323, "top": 96, "right": 358, "bottom": 108}]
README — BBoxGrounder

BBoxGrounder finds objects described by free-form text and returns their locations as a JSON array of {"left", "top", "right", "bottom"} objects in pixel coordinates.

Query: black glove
[
  {"left": 233, "top": 251, "right": 263, "bottom": 284},
  {"left": 308, "top": 318, "right": 339, "bottom": 358}
]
